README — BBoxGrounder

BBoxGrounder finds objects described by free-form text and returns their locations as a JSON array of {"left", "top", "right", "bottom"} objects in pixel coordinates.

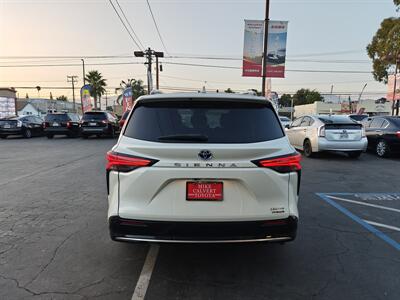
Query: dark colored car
[
  {"left": 80, "top": 111, "right": 119, "bottom": 138},
  {"left": 0, "top": 115, "right": 44, "bottom": 139},
  {"left": 363, "top": 116, "right": 400, "bottom": 157},
  {"left": 43, "top": 113, "right": 81, "bottom": 138},
  {"left": 119, "top": 109, "right": 131, "bottom": 128}
]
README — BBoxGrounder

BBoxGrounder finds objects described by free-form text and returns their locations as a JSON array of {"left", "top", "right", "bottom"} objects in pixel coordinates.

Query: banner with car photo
[
  {"left": 122, "top": 87, "right": 133, "bottom": 113},
  {"left": 80, "top": 85, "right": 93, "bottom": 113},
  {"left": 242, "top": 20, "right": 288, "bottom": 78}
]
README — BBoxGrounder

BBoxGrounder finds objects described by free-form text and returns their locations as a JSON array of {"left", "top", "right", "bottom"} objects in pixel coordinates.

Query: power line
[
  {"left": 163, "top": 61, "right": 373, "bottom": 74},
  {"left": 0, "top": 61, "right": 143, "bottom": 68},
  {"left": 146, "top": 0, "right": 170, "bottom": 55},
  {"left": 115, "top": 0, "right": 145, "bottom": 50},
  {"left": 108, "top": 0, "right": 142, "bottom": 50}
]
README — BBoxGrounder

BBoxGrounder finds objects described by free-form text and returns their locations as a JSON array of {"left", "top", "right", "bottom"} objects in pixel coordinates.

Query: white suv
[{"left": 106, "top": 92, "right": 301, "bottom": 243}]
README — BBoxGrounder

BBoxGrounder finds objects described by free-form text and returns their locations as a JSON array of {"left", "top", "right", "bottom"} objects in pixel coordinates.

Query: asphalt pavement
[{"left": 0, "top": 136, "right": 399, "bottom": 300}]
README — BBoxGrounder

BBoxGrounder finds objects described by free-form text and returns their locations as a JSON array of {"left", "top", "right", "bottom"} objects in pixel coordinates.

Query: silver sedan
[{"left": 285, "top": 115, "right": 368, "bottom": 158}]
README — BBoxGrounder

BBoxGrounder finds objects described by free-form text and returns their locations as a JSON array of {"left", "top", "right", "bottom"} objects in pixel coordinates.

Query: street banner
[
  {"left": 0, "top": 97, "right": 16, "bottom": 118},
  {"left": 242, "top": 20, "right": 288, "bottom": 78},
  {"left": 387, "top": 74, "right": 400, "bottom": 101},
  {"left": 122, "top": 87, "right": 133, "bottom": 112},
  {"left": 243, "top": 20, "right": 264, "bottom": 77},
  {"left": 266, "top": 21, "right": 288, "bottom": 78},
  {"left": 80, "top": 85, "right": 93, "bottom": 113}
]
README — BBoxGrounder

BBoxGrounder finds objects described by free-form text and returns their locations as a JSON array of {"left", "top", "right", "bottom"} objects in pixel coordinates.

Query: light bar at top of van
[
  {"left": 106, "top": 151, "right": 158, "bottom": 172},
  {"left": 253, "top": 152, "right": 302, "bottom": 173}
]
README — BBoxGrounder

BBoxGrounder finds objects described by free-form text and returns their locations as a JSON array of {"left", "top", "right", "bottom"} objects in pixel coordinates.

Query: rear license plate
[
  {"left": 4, "top": 124, "right": 10, "bottom": 128},
  {"left": 53, "top": 122, "right": 59, "bottom": 126},
  {"left": 340, "top": 133, "right": 349, "bottom": 139},
  {"left": 186, "top": 182, "right": 223, "bottom": 201},
  {"left": 89, "top": 122, "right": 97, "bottom": 126}
]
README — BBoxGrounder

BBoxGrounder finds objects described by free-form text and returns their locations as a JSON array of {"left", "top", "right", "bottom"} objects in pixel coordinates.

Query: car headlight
[{"left": 16, "top": 120, "right": 22, "bottom": 127}]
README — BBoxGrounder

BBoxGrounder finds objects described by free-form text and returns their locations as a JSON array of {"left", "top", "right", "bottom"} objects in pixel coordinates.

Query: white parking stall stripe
[
  {"left": 132, "top": 244, "right": 160, "bottom": 300},
  {"left": 363, "top": 220, "right": 400, "bottom": 232},
  {"left": 327, "top": 195, "right": 400, "bottom": 213}
]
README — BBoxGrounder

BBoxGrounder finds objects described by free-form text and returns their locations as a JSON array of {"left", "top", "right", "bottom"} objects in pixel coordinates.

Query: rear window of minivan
[{"left": 124, "top": 100, "right": 284, "bottom": 143}]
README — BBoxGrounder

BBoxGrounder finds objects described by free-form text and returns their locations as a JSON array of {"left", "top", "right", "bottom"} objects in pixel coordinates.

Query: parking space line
[
  {"left": 364, "top": 220, "right": 400, "bottom": 232},
  {"left": 316, "top": 193, "right": 400, "bottom": 252},
  {"left": 327, "top": 195, "right": 400, "bottom": 213},
  {"left": 132, "top": 244, "right": 160, "bottom": 300}
]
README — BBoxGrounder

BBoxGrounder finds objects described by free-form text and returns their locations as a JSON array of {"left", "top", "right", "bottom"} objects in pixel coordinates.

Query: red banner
[{"left": 387, "top": 74, "right": 400, "bottom": 101}]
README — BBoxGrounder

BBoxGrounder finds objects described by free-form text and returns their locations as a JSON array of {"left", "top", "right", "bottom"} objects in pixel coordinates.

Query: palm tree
[
  {"left": 85, "top": 70, "right": 107, "bottom": 109},
  {"left": 116, "top": 78, "right": 146, "bottom": 104}
]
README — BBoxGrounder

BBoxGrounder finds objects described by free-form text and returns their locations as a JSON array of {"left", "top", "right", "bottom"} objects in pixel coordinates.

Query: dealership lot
[{"left": 0, "top": 137, "right": 399, "bottom": 300}]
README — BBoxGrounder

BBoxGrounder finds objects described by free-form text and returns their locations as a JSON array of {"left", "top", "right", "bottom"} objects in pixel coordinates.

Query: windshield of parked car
[{"left": 124, "top": 100, "right": 284, "bottom": 143}]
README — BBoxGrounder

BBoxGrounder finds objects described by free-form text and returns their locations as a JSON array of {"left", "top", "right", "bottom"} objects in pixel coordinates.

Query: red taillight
[
  {"left": 66, "top": 121, "right": 72, "bottom": 128},
  {"left": 396, "top": 131, "right": 400, "bottom": 139},
  {"left": 106, "top": 151, "right": 156, "bottom": 172},
  {"left": 254, "top": 153, "right": 302, "bottom": 173},
  {"left": 119, "top": 120, "right": 125, "bottom": 127},
  {"left": 43, "top": 122, "right": 49, "bottom": 129},
  {"left": 102, "top": 120, "right": 108, "bottom": 124}
]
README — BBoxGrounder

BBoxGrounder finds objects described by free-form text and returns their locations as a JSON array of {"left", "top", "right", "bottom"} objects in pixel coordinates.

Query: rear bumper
[
  {"left": 45, "top": 128, "right": 71, "bottom": 134},
  {"left": 81, "top": 127, "right": 109, "bottom": 134},
  {"left": 318, "top": 137, "right": 368, "bottom": 152},
  {"left": 109, "top": 216, "right": 298, "bottom": 243},
  {"left": 0, "top": 128, "right": 22, "bottom": 135}
]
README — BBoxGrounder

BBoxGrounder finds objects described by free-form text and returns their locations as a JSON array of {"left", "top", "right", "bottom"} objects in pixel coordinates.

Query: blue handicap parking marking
[{"left": 316, "top": 193, "right": 400, "bottom": 252}]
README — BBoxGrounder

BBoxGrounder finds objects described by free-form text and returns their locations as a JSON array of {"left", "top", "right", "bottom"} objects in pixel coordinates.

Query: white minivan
[{"left": 106, "top": 92, "right": 301, "bottom": 243}]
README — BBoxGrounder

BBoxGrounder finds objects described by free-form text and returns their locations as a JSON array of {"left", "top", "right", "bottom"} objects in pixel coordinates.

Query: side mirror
[{"left": 285, "top": 124, "right": 290, "bottom": 129}]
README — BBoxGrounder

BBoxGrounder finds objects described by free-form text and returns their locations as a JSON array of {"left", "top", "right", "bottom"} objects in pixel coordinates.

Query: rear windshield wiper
[{"left": 157, "top": 134, "right": 208, "bottom": 142}]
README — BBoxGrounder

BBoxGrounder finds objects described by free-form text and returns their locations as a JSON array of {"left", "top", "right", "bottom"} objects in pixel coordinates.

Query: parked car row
[
  {"left": 283, "top": 114, "right": 400, "bottom": 158},
  {"left": 0, "top": 111, "right": 123, "bottom": 139}
]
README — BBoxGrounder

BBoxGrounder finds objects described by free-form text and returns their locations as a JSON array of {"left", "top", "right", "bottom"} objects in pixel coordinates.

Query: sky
[{"left": 0, "top": 0, "right": 399, "bottom": 103}]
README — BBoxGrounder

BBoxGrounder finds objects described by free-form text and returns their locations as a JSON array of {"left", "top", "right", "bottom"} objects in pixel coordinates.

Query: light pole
[
  {"left": 261, "top": 0, "right": 271, "bottom": 97},
  {"left": 81, "top": 59, "right": 86, "bottom": 86},
  {"left": 358, "top": 83, "right": 367, "bottom": 102}
]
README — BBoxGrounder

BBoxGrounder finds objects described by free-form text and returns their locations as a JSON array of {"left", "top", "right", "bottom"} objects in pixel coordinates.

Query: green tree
[
  {"left": 224, "top": 88, "right": 234, "bottom": 93},
  {"left": 85, "top": 70, "right": 107, "bottom": 109},
  {"left": 366, "top": 1, "right": 400, "bottom": 83},
  {"left": 117, "top": 78, "right": 146, "bottom": 104},
  {"left": 56, "top": 95, "right": 68, "bottom": 101},
  {"left": 279, "top": 94, "right": 292, "bottom": 107},
  {"left": 293, "top": 89, "right": 323, "bottom": 106}
]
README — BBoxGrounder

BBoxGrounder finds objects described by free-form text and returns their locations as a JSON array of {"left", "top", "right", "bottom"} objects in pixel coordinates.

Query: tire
[
  {"left": 376, "top": 139, "right": 390, "bottom": 158},
  {"left": 47, "top": 134, "right": 54, "bottom": 139},
  {"left": 348, "top": 151, "right": 362, "bottom": 158},
  {"left": 0, "top": 135, "right": 7, "bottom": 139},
  {"left": 303, "top": 139, "right": 314, "bottom": 157},
  {"left": 23, "top": 128, "right": 32, "bottom": 139}
]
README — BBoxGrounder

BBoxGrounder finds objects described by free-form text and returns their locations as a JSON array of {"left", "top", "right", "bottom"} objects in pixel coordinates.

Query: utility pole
[
  {"left": 81, "top": 59, "right": 86, "bottom": 85},
  {"left": 67, "top": 75, "right": 78, "bottom": 112},
  {"left": 392, "top": 55, "right": 399, "bottom": 116},
  {"left": 134, "top": 48, "right": 164, "bottom": 94},
  {"left": 155, "top": 56, "right": 159, "bottom": 90},
  {"left": 261, "top": 0, "right": 271, "bottom": 97}
]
